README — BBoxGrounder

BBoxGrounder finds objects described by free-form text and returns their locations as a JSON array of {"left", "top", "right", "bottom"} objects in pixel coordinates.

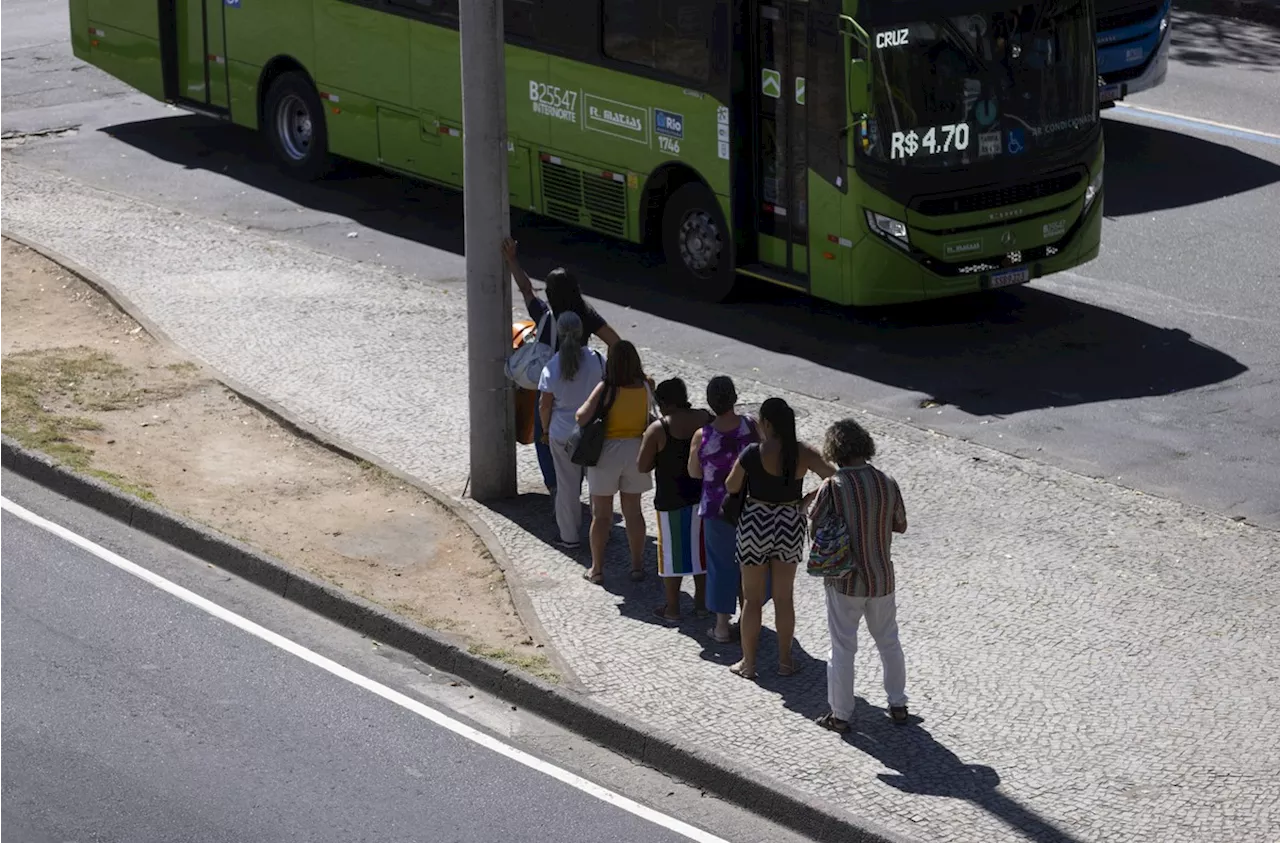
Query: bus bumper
[
  {"left": 1099, "top": 13, "right": 1172, "bottom": 104},
  {"left": 846, "top": 193, "right": 1104, "bottom": 307}
]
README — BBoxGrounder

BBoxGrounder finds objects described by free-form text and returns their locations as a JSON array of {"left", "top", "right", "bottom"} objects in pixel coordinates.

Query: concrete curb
[
  {"left": 1, "top": 435, "right": 905, "bottom": 843},
  {"left": 1175, "top": 0, "right": 1280, "bottom": 26},
  {"left": 1, "top": 233, "right": 907, "bottom": 843}
]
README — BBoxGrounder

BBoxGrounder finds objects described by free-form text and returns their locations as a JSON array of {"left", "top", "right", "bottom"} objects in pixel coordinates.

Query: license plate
[
  {"left": 988, "top": 267, "right": 1030, "bottom": 289},
  {"left": 1100, "top": 83, "right": 1122, "bottom": 103}
]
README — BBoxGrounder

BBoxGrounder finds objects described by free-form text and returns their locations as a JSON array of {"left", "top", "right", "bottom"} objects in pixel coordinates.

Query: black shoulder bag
[{"left": 570, "top": 384, "right": 616, "bottom": 467}]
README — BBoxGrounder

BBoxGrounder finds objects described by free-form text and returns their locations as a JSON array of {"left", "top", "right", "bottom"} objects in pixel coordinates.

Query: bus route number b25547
[{"left": 890, "top": 123, "right": 971, "bottom": 160}]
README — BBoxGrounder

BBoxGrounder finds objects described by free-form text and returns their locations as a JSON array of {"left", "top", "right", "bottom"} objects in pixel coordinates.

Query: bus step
[{"left": 735, "top": 263, "right": 809, "bottom": 293}]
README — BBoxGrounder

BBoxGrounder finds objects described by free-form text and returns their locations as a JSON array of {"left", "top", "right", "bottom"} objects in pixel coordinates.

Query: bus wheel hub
[
  {"left": 679, "top": 211, "right": 719, "bottom": 274},
  {"left": 277, "top": 94, "right": 313, "bottom": 160}
]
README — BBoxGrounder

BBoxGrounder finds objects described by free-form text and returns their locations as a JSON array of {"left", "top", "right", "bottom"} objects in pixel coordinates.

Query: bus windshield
[{"left": 859, "top": 0, "right": 1096, "bottom": 169}]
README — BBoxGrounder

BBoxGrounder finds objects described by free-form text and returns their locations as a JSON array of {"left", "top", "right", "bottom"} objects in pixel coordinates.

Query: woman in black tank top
[
  {"left": 723, "top": 398, "right": 834, "bottom": 679},
  {"left": 637, "top": 379, "right": 713, "bottom": 623}
]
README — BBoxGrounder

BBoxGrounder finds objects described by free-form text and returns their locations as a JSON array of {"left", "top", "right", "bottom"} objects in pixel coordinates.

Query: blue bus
[{"left": 1096, "top": 0, "right": 1172, "bottom": 105}]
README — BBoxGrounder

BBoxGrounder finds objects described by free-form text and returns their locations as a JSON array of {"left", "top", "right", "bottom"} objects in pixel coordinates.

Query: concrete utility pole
[{"left": 460, "top": 0, "right": 516, "bottom": 500}]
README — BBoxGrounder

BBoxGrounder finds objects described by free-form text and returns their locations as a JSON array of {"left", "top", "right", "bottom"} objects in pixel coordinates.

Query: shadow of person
[{"left": 844, "top": 698, "right": 1083, "bottom": 843}]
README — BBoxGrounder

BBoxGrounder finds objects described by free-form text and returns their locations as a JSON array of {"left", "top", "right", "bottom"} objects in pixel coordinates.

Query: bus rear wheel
[
  {"left": 263, "top": 72, "right": 330, "bottom": 180},
  {"left": 661, "top": 183, "right": 735, "bottom": 302}
]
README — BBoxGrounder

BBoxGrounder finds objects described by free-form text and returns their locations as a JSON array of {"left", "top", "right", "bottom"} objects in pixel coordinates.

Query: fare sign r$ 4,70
[{"left": 891, "top": 122, "right": 971, "bottom": 160}]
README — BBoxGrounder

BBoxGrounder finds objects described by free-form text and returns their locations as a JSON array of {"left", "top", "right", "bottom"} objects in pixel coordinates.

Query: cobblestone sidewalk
[{"left": 5, "top": 161, "right": 1278, "bottom": 843}]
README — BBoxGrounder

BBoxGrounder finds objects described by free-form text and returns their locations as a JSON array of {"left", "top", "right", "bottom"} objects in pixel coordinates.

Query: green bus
[{"left": 71, "top": 0, "right": 1103, "bottom": 306}]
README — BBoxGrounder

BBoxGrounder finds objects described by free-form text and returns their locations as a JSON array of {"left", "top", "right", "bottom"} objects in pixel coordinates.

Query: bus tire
[
  {"left": 263, "top": 72, "right": 330, "bottom": 180},
  {"left": 661, "top": 183, "right": 735, "bottom": 302}
]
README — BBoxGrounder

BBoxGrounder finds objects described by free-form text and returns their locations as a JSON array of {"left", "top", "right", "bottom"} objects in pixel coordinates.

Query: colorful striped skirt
[{"left": 657, "top": 505, "right": 707, "bottom": 578}]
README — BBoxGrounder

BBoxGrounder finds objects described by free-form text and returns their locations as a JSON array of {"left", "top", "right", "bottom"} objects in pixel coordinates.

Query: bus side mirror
[{"left": 848, "top": 58, "right": 870, "bottom": 117}]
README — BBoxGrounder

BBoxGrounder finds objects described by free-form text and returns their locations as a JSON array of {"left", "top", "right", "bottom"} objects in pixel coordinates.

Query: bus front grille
[
  {"left": 913, "top": 172, "right": 1083, "bottom": 217},
  {"left": 540, "top": 158, "right": 627, "bottom": 238}
]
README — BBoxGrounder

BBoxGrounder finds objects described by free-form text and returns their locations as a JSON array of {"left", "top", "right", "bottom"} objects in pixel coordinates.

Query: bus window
[
  {"left": 506, "top": 0, "right": 595, "bottom": 58},
  {"left": 602, "top": 0, "right": 711, "bottom": 84}
]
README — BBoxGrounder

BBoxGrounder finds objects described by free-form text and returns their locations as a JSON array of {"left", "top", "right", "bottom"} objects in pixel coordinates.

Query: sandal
[
  {"left": 630, "top": 569, "right": 645, "bottom": 582},
  {"left": 707, "top": 627, "right": 735, "bottom": 644},
  {"left": 777, "top": 662, "right": 801, "bottom": 677},
  {"left": 582, "top": 571, "right": 604, "bottom": 585},
  {"left": 816, "top": 712, "right": 850, "bottom": 734},
  {"left": 729, "top": 661, "right": 758, "bottom": 680},
  {"left": 652, "top": 606, "right": 681, "bottom": 626}
]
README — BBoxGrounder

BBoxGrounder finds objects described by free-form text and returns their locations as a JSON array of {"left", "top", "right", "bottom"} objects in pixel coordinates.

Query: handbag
[
  {"left": 569, "top": 384, "right": 616, "bottom": 467},
  {"left": 718, "top": 485, "right": 746, "bottom": 526},
  {"left": 505, "top": 307, "right": 556, "bottom": 391},
  {"left": 807, "top": 476, "right": 854, "bottom": 578}
]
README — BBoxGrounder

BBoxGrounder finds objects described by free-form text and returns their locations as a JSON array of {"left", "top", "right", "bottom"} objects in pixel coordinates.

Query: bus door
[
  {"left": 752, "top": 0, "right": 810, "bottom": 284},
  {"left": 170, "top": 0, "right": 230, "bottom": 110}
]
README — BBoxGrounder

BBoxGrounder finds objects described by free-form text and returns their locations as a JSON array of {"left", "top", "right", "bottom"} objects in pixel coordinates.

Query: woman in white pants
[
  {"left": 808, "top": 419, "right": 911, "bottom": 732},
  {"left": 537, "top": 312, "right": 604, "bottom": 550}
]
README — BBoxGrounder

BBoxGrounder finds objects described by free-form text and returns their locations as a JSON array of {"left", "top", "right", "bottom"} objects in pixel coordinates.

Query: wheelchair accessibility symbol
[{"left": 1007, "top": 128, "right": 1026, "bottom": 155}]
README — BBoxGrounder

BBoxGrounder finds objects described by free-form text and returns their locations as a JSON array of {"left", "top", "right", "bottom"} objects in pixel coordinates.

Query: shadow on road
[
  {"left": 1103, "top": 117, "right": 1280, "bottom": 216},
  {"left": 1169, "top": 8, "right": 1280, "bottom": 70},
  {"left": 103, "top": 116, "right": 1247, "bottom": 418}
]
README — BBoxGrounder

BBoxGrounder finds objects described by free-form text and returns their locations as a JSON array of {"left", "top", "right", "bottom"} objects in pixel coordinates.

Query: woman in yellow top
[{"left": 576, "top": 341, "right": 653, "bottom": 585}]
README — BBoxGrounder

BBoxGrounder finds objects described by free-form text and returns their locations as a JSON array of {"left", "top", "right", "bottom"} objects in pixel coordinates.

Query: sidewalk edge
[
  {"left": 1, "top": 229, "right": 909, "bottom": 843},
  {"left": 1175, "top": 0, "right": 1280, "bottom": 26},
  {"left": 1, "top": 435, "right": 907, "bottom": 843}
]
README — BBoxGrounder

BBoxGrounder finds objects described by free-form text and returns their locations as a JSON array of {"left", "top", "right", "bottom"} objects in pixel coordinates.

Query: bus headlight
[
  {"left": 865, "top": 210, "right": 911, "bottom": 251},
  {"left": 1084, "top": 168, "right": 1104, "bottom": 214}
]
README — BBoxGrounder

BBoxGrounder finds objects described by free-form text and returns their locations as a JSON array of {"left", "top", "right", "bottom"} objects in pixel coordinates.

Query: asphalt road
[
  {"left": 0, "top": 470, "right": 812, "bottom": 843},
  {"left": 2, "top": 0, "right": 1278, "bottom": 526}
]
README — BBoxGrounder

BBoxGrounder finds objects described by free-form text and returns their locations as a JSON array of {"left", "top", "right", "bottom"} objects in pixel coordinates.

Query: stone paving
[{"left": 5, "top": 160, "right": 1279, "bottom": 843}]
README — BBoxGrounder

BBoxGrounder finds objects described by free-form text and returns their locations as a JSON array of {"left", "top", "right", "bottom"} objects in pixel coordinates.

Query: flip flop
[
  {"left": 777, "top": 662, "right": 802, "bottom": 677},
  {"left": 582, "top": 571, "right": 604, "bottom": 585},
  {"left": 630, "top": 569, "right": 645, "bottom": 582},
  {"left": 729, "top": 661, "right": 758, "bottom": 680},
  {"left": 706, "top": 627, "right": 734, "bottom": 644},
  {"left": 652, "top": 606, "right": 680, "bottom": 626}
]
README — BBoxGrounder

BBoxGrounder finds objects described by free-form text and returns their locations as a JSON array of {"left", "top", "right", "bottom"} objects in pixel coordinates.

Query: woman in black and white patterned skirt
[{"left": 723, "top": 398, "right": 833, "bottom": 679}]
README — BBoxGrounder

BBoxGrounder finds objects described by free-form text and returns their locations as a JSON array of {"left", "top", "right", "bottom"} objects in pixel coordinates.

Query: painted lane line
[
  {"left": 1113, "top": 102, "right": 1280, "bottom": 146},
  {"left": 0, "top": 496, "right": 732, "bottom": 843}
]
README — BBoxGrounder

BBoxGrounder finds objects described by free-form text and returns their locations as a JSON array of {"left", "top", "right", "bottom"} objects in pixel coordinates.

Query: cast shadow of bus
[{"left": 102, "top": 116, "right": 1254, "bottom": 417}]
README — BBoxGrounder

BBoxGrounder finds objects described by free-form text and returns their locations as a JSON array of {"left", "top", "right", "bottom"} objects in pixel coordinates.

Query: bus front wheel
[
  {"left": 661, "top": 183, "right": 735, "bottom": 302},
  {"left": 263, "top": 72, "right": 330, "bottom": 180}
]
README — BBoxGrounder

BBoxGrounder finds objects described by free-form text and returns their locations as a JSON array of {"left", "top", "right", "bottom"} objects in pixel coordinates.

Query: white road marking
[
  {"left": 0, "top": 496, "right": 731, "bottom": 843},
  {"left": 1114, "top": 102, "right": 1280, "bottom": 142}
]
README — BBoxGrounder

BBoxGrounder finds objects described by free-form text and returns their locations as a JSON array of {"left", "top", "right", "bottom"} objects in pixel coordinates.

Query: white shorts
[{"left": 587, "top": 437, "right": 652, "bottom": 497}]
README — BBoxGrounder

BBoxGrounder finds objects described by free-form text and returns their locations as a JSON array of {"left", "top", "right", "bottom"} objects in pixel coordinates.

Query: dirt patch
[{"left": 1, "top": 238, "right": 554, "bottom": 681}]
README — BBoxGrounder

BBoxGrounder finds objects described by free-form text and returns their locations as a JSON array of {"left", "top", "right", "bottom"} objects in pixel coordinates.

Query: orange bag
[{"left": 512, "top": 320, "right": 537, "bottom": 445}]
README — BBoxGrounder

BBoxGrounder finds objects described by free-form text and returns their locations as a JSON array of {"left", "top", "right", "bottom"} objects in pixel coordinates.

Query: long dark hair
[
  {"left": 605, "top": 340, "right": 645, "bottom": 388},
  {"left": 546, "top": 268, "right": 588, "bottom": 318},
  {"left": 759, "top": 397, "right": 798, "bottom": 483}
]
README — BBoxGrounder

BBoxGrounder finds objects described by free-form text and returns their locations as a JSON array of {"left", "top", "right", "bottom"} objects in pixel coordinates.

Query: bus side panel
[
  {"left": 88, "top": 30, "right": 165, "bottom": 101},
  {"left": 88, "top": 0, "right": 160, "bottom": 38},
  {"left": 70, "top": 0, "right": 90, "bottom": 62},
  {"left": 227, "top": 60, "right": 260, "bottom": 129},
  {"left": 409, "top": 22, "right": 463, "bottom": 186},
  {"left": 315, "top": 0, "right": 409, "bottom": 105},
  {"left": 222, "top": 0, "right": 315, "bottom": 127},
  {"left": 542, "top": 60, "right": 728, "bottom": 246},
  {"left": 805, "top": 171, "right": 844, "bottom": 302},
  {"left": 314, "top": 0, "right": 409, "bottom": 163}
]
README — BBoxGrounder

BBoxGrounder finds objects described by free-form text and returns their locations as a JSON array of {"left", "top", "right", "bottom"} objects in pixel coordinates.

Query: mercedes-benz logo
[{"left": 1000, "top": 230, "right": 1017, "bottom": 248}]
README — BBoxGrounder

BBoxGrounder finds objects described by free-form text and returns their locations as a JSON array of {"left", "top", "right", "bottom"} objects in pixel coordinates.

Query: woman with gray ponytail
[{"left": 538, "top": 311, "right": 605, "bottom": 549}]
